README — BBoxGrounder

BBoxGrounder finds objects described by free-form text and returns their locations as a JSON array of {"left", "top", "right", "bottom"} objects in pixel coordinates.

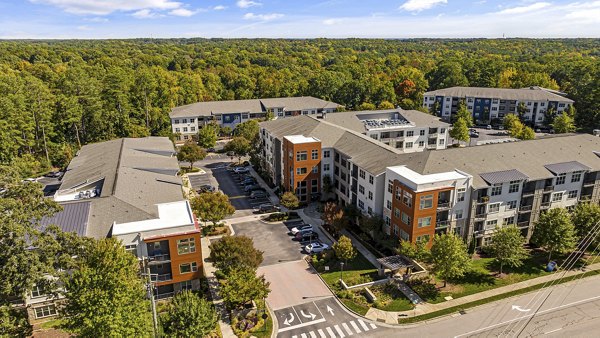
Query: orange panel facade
[
  {"left": 145, "top": 230, "right": 202, "bottom": 287},
  {"left": 282, "top": 138, "right": 321, "bottom": 203}
]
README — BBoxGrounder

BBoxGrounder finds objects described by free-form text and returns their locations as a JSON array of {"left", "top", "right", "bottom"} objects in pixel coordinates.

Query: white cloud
[
  {"left": 76, "top": 25, "right": 91, "bottom": 30},
  {"left": 132, "top": 9, "right": 162, "bottom": 19},
  {"left": 399, "top": 0, "right": 447, "bottom": 12},
  {"left": 213, "top": 5, "right": 227, "bottom": 10},
  {"left": 323, "top": 18, "right": 343, "bottom": 25},
  {"left": 237, "top": 0, "right": 261, "bottom": 9},
  {"left": 30, "top": 0, "right": 182, "bottom": 15},
  {"left": 243, "top": 12, "right": 283, "bottom": 21},
  {"left": 497, "top": 2, "right": 551, "bottom": 14},
  {"left": 169, "top": 8, "right": 197, "bottom": 16}
]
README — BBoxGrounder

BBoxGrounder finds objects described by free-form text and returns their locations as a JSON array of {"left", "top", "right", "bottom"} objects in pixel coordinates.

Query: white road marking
[
  {"left": 334, "top": 324, "right": 346, "bottom": 337},
  {"left": 278, "top": 318, "right": 326, "bottom": 333},
  {"left": 317, "top": 329, "right": 327, "bottom": 338},
  {"left": 357, "top": 319, "right": 370, "bottom": 331},
  {"left": 349, "top": 320, "right": 362, "bottom": 334},
  {"left": 292, "top": 336, "right": 297, "bottom": 338},
  {"left": 370, "top": 323, "right": 377, "bottom": 329},
  {"left": 301, "top": 334, "right": 307, "bottom": 338},
  {"left": 325, "top": 327, "right": 336, "bottom": 338},
  {"left": 342, "top": 323, "right": 353, "bottom": 336},
  {"left": 544, "top": 328, "right": 563, "bottom": 334},
  {"left": 309, "top": 331, "right": 317, "bottom": 338}
]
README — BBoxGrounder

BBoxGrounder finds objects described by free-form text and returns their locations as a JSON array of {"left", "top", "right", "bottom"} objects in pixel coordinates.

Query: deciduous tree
[
  {"left": 450, "top": 117, "right": 470, "bottom": 144},
  {"left": 321, "top": 202, "right": 346, "bottom": 235},
  {"left": 280, "top": 191, "right": 300, "bottom": 210},
  {"left": 430, "top": 233, "right": 471, "bottom": 287},
  {"left": 224, "top": 137, "right": 251, "bottom": 162},
  {"left": 333, "top": 236, "right": 356, "bottom": 263},
  {"left": 571, "top": 202, "right": 600, "bottom": 249},
  {"left": 177, "top": 141, "right": 207, "bottom": 170},
  {"left": 209, "top": 236, "right": 264, "bottom": 275},
  {"left": 531, "top": 208, "right": 578, "bottom": 261},
  {"left": 234, "top": 119, "right": 259, "bottom": 142},
  {"left": 455, "top": 100, "right": 474, "bottom": 127},
  {"left": 197, "top": 123, "right": 218, "bottom": 149},
  {"left": 190, "top": 192, "right": 235, "bottom": 226},
  {"left": 552, "top": 113, "right": 576, "bottom": 134},
  {"left": 219, "top": 268, "right": 270, "bottom": 310},
  {"left": 487, "top": 225, "right": 528, "bottom": 274},
  {"left": 162, "top": 291, "right": 218, "bottom": 337}
]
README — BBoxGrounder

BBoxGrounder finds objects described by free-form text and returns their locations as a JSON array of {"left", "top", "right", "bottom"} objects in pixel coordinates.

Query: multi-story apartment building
[
  {"left": 423, "top": 86, "right": 574, "bottom": 126},
  {"left": 21, "top": 137, "right": 200, "bottom": 323},
  {"left": 282, "top": 135, "right": 322, "bottom": 203},
  {"left": 169, "top": 96, "right": 339, "bottom": 143},
  {"left": 259, "top": 110, "right": 600, "bottom": 249}
]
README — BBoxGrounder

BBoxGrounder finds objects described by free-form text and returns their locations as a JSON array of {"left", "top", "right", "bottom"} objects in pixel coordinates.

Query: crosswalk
[{"left": 291, "top": 319, "right": 378, "bottom": 338}]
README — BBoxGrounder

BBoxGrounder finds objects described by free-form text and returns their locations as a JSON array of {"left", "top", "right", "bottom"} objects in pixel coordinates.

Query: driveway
[{"left": 231, "top": 220, "right": 303, "bottom": 266}]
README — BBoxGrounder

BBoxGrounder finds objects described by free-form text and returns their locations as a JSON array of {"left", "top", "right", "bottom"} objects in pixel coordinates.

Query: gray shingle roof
[
  {"left": 322, "top": 109, "right": 449, "bottom": 133},
  {"left": 58, "top": 137, "right": 184, "bottom": 239},
  {"left": 480, "top": 169, "right": 529, "bottom": 185},
  {"left": 40, "top": 201, "right": 91, "bottom": 236},
  {"left": 170, "top": 96, "right": 340, "bottom": 118},
  {"left": 424, "top": 86, "right": 573, "bottom": 103},
  {"left": 544, "top": 161, "right": 591, "bottom": 175}
]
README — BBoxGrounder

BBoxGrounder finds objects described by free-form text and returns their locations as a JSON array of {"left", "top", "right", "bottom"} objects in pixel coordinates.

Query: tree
[
  {"left": 519, "top": 126, "right": 535, "bottom": 140},
  {"left": 224, "top": 137, "right": 251, "bottom": 162},
  {"left": 61, "top": 238, "right": 153, "bottom": 337},
  {"left": 333, "top": 236, "right": 356, "bottom": 263},
  {"left": 487, "top": 225, "right": 528, "bottom": 274},
  {"left": 197, "top": 124, "right": 218, "bottom": 149},
  {"left": 177, "top": 141, "right": 207, "bottom": 170},
  {"left": 321, "top": 202, "right": 346, "bottom": 234},
  {"left": 265, "top": 110, "right": 275, "bottom": 121},
  {"left": 531, "top": 208, "right": 578, "bottom": 261},
  {"left": 517, "top": 102, "right": 527, "bottom": 121},
  {"left": 234, "top": 119, "right": 259, "bottom": 142},
  {"left": 219, "top": 268, "right": 270, "bottom": 310},
  {"left": 571, "top": 202, "right": 600, "bottom": 250},
  {"left": 162, "top": 291, "right": 218, "bottom": 337},
  {"left": 430, "top": 233, "right": 471, "bottom": 287},
  {"left": 209, "top": 235, "right": 264, "bottom": 275},
  {"left": 552, "top": 113, "right": 576, "bottom": 134},
  {"left": 450, "top": 117, "right": 470, "bottom": 144},
  {"left": 377, "top": 101, "right": 395, "bottom": 109},
  {"left": 359, "top": 215, "right": 384, "bottom": 237},
  {"left": 356, "top": 102, "right": 376, "bottom": 111},
  {"left": 280, "top": 191, "right": 300, "bottom": 210},
  {"left": 455, "top": 100, "right": 474, "bottom": 127},
  {"left": 397, "top": 239, "right": 429, "bottom": 262},
  {"left": 503, "top": 113, "right": 520, "bottom": 131},
  {"left": 190, "top": 192, "right": 235, "bottom": 226}
]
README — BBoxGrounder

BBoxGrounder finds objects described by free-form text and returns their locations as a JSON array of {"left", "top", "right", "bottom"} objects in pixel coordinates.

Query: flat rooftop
[
  {"left": 112, "top": 200, "right": 195, "bottom": 236},
  {"left": 284, "top": 135, "right": 320, "bottom": 144},
  {"left": 388, "top": 165, "right": 469, "bottom": 190}
]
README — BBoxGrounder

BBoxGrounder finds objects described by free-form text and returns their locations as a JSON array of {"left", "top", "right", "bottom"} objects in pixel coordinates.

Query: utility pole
[{"left": 145, "top": 264, "right": 159, "bottom": 338}]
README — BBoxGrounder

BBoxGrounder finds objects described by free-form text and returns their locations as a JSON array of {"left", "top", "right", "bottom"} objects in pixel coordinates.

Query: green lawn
[{"left": 320, "top": 251, "right": 380, "bottom": 287}]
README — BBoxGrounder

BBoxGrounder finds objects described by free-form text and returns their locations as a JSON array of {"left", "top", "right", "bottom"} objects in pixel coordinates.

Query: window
[
  {"left": 491, "top": 184, "right": 502, "bottom": 196},
  {"left": 571, "top": 172, "right": 582, "bottom": 183},
  {"left": 418, "top": 141, "right": 424, "bottom": 147},
  {"left": 485, "top": 220, "right": 498, "bottom": 229},
  {"left": 190, "top": 118, "right": 195, "bottom": 123},
  {"left": 386, "top": 200, "right": 392, "bottom": 210},
  {"left": 323, "top": 150, "right": 331, "bottom": 158},
  {"left": 556, "top": 173, "right": 566, "bottom": 185},
  {"left": 323, "top": 164, "right": 330, "bottom": 171},
  {"left": 180, "top": 262, "right": 198, "bottom": 274},
  {"left": 296, "top": 151, "right": 307, "bottom": 161},
  {"left": 388, "top": 180, "right": 393, "bottom": 193},
  {"left": 568, "top": 190, "right": 578, "bottom": 199},
  {"left": 190, "top": 126, "right": 196, "bottom": 132},
  {"left": 456, "top": 188, "right": 465, "bottom": 202},
  {"left": 441, "top": 128, "right": 446, "bottom": 133},
  {"left": 552, "top": 192, "right": 563, "bottom": 202},
  {"left": 183, "top": 127, "right": 188, "bottom": 132},
  {"left": 507, "top": 200, "right": 517, "bottom": 210},
  {"left": 312, "top": 166, "right": 318, "bottom": 174},
  {"left": 420, "top": 194, "right": 433, "bottom": 209},
  {"left": 183, "top": 135, "right": 188, "bottom": 140},
  {"left": 399, "top": 229, "right": 410, "bottom": 241},
  {"left": 509, "top": 181, "right": 520, "bottom": 193},
  {"left": 416, "top": 235, "right": 430, "bottom": 243},
  {"left": 359, "top": 170, "right": 366, "bottom": 179},
  {"left": 369, "top": 175, "right": 374, "bottom": 184},
  {"left": 175, "top": 128, "right": 181, "bottom": 133},
  {"left": 401, "top": 212, "right": 411, "bottom": 226},
  {"left": 358, "top": 200, "right": 365, "bottom": 209},
  {"left": 406, "top": 142, "right": 413, "bottom": 148},
  {"left": 368, "top": 191, "right": 373, "bottom": 200},
  {"left": 439, "top": 139, "right": 445, "bottom": 145},
  {"left": 503, "top": 216, "right": 514, "bottom": 225},
  {"left": 420, "top": 129, "right": 425, "bottom": 136},
  {"left": 418, "top": 216, "right": 432, "bottom": 228},
  {"left": 394, "top": 208, "right": 400, "bottom": 218},
  {"left": 395, "top": 187, "right": 402, "bottom": 201},
  {"left": 30, "top": 285, "right": 45, "bottom": 298},
  {"left": 407, "top": 131, "right": 414, "bottom": 137},
  {"left": 180, "top": 280, "right": 193, "bottom": 291},
  {"left": 34, "top": 305, "right": 57, "bottom": 319},
  {"left": 177, "top": 238, "right": 196, "bottom": 255},
  {"left": 488, "top": 202, "right": 500, "bottom": 213},
  {"left": 403, "top": 191, "right": 413, "bottom": 207},
  {"left": 174, "top": 119, "right": 180, "bottom": 124},
  {"left": 385, "top": 216, "right": 391, "bottom": 227},
  {"left": 125, "top": 244, "right": 137, "bottom": 256},
  {"left": 296, "top": 167, "right": 307, "bottom": 175},
  {"left": 393, "top": 225, "right": 399, "bottom": 236},
  {"left": 182, "top": 119, "right": 188, "bottom": 124},
  {"left": 311, "top": 149, "right": 318, "bottom": 160},
  {"left": 455, "top": 210, "right": 463, "bottom": 220},
  {"left": 359, "top": 185, "right": 365, "bottom": 194}
]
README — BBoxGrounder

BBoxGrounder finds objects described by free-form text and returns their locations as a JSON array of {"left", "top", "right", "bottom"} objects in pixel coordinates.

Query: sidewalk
[
  {"left": 365, "top": 262, "right": 600, "bottom": 324},
  {"left": 200, "top": 237, "right": 237, "bottom": 338}
]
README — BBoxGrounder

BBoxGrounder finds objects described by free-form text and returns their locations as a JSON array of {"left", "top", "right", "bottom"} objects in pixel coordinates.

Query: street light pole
[
  {"left": 340, "top": 262, "right": 344, "bottom": 284},
  {"left": 144, "top": 261, "right": 159, "bottom": 338}
]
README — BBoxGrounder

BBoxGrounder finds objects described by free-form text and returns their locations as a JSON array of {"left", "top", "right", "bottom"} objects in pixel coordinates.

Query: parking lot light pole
[{"left": 340, "top": 262, "right": 344, "bottom": 284}]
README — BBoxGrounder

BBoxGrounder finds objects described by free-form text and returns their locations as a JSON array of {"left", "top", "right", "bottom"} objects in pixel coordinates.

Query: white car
[
  {"left": 234, "top": 167, "right": 250, "bottom": 174},
  {"left": 305, "top": 242, "right": 329, "bottom": 254},
  {"left": 291, "top": 224, "right": 313, "bottom": 235}
]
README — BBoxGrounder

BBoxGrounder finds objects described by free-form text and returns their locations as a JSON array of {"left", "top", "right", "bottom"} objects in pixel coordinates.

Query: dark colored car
[
  {"left": 257, "top": 204, "right": 280, "bottom": 213},
  {"left": 196, "top": 185, "right": 216, "bottom": 193},
  {"left": 45, "top": 171, "right": 64, "bottom": 179},
  {"left": 295, "top": 231, "right": 320, "bottom": 242}
]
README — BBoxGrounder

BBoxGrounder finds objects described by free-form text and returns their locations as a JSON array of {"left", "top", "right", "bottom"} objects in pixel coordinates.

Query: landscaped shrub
[
  {"left": 265, "top": 212, "right": 300, "bottom": 222},
  {"left": 407, "top": 278, "right": 440, "bottom": 301}
]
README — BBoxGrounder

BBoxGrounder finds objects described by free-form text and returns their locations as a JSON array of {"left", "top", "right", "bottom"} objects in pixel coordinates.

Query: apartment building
[
  {"left": 22, "top": 137, "right": 199, "bottom": 323},
  {"left": 282, "top": 135, "right": 322, "bottom": 203},
  {"left": 169, "top": 96, "right": 339, "bottom": 143},
  {"left": 423, "top": 86, "right": 574, "bottom": 126}
]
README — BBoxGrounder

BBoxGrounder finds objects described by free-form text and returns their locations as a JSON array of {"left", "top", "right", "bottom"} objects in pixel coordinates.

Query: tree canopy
[
  {"left": 209, "top": 235, "right": 264, "bottom": 275},
  {"left": 162, "top": 290, "right": 219, "bottom": 337},
  {"left": 177, "top": 141, "right": 207, "bottom": 169},
  {"left": 430, "top": 233, "right": 471, "bottom": 287},
  {"left": 487, "top": 225, "right": 528, "bottom": 274},
  {"left": 333, "top": 236, "right": 357, "bottom": 263},
  {"left": 531, "top": 208, "right": 578, "bottom": 260},
  {"left": 450, "top": 117, "right": 470, "bottom": 144},
  {"left": 197, "top": 123, "right": 219, "bottom": 149},
  {"left": 190, "top": 191, "right": 235, "bottom": 226}
]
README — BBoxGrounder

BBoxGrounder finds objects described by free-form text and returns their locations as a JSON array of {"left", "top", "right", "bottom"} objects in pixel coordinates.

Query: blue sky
[{"left": 1, "top": 1, "right": 599, "bottom": 38}]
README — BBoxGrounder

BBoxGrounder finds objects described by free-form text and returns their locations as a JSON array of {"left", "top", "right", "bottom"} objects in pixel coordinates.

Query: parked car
[
  {"left": 234, "top": 167, "right": 250, "bottom": 174},
  {"left": 305, "top": 242, "right": 329, "bottom": 254},
  {"left": 244, "top": 184, "right": 260, "bottom": 192},
  {"left": 45, "top": 171, "right": 63, "bottom": 178},
  {"left": 469, "top": 130, "right": 479, "bottom": 138},
  {"left": 486, "top": 125, "right": 492, "bottom": 130},
  {"left": 196, "top": 185, "right": 216, "bottom": 193},
  {"left": 295, "top": 231, "right": 319, "bottom": 241},
  {"left": 207, "top": 147, "right": 216, "bottom": 153},
  {"left": 249, "top": 190, "right": 267, "bottom": 199},
  {"left": 241, "top": 179, "right": 257, "bottom": 186},
  {"left": 291, "top": 224, "right": 313, "bottom": 235},
  {"left": 257, "top": 204, "right": 280, "bottom": 213}
]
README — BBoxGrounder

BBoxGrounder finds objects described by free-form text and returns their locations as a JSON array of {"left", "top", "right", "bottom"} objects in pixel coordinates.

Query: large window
[
  {"left": 359, "top": 185, "right": 365, "bottom": 194},
  {"left": 296, "top": 167, "right": 307, "bottom": 175},
  {"left": 456, "top": 188, "right": 466, "bottom": 202},
  {"left": 417, "top": 216, "right": 432, "bottom": 228},
  {"left": 359, "top": 170, "right": 366, "bottom": 179},
  {"left": 571, "top": 172, "right": 582, "bottom": 183},
  {"left": 34, "top": 305, "right": 57, "bottom": 319},
  {"left": 180, "top": 262, "right": 198, "bottom": 274},
  {"left": 568, "top": 190, "right": 578, "bottom": 199},
  {"left": 296, "top": 151, "right": 307, "bottom": 161},
  {"left": 485, "top": 220, "right": 498, "bottom": 229},
  {"left": 386, "top": 200, "right": 392, "bottom": 210},
  {"left": 491, "top": 184, "right": 502, "bottom": 196},
  {"left": 556, "top": 173, "right": 566, "bottom": 185},
  {"left": 419, "top": 194, "right": 433, "bottom": 210},
  {"left": 311, "top": 149, "right": 318, "bottom": 160},
  {"left": 552, "top": 192, "right": 564, "bottom": 202},
  {"left": 388, "top": 180, "right": 393, "bottom": 193},
  {"left": 506, "top": 200, "right": 517, "bottom": 210},
  {"left": 401, "top": 212, "right": 411, "bottom": 226},
  {"left": 407, "top": 131, "right": 414, "bottom": 137},
  {"left": 488, "top": 203, "right": 500, "bottom": 213},
  {"left": 30, "top": 285, "right": 45, "bottom": 298},
  {"left": 508, "top": 181, "right": 520, "bottom": 193},
  {"left": 323, "top": 150, "right": 330, "bottom": 158},
  {"left": 125, "top": 244, "right": 138, "bottom": 256},
  {"left": 177, "top": 238, "right": 196, "bottom": 255},
  {"left": 403, "top": 191, "right": 413, "bottom": 208}
]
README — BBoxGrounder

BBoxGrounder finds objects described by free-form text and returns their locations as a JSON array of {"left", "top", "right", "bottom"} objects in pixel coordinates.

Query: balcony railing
[
  {"left": 517, "top": 221, "right": 529, "bottom": 228},
  {"left": 522, "top": 190, "right": 535, "bottom": 197},
  {"left": 583, "top": 181, "right": 596, "bottom": 187},
  {"left": 540, "top": 201, "right": 551, "bottom": 209},
  {"left": 477, "top": 196, "right": 490, "bottom": 204},
  {"left": 437, "top": 201, "right": 451, "bottom": 209},
  {"left": 519, "top": 205, "right": 532, "bottom": 212},
  {"left": 155, "top": 292, "right": 174, "bottom": 300},
  {"left": 436, "top": 220, "right": 450, "bottom": 229},
  {"left": 151, "top": 273, "right": 173, "bottom": 282},
  {"left": 148, "top": 253, "right": 170, "bottom": 263},
  {"left": 474, "top": 213, "right": 487, "bottom": 221},
  {"left": 544, "top": 186, "right": 554, "bottom": 192}
]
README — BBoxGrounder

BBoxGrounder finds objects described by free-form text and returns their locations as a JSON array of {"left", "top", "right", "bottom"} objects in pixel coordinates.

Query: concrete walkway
[
  {"left": 365, "top": 262, "right": 600, "bottom": 324},
  {"left": 200, "top": 237, "right": 237, "bottom": 338}
]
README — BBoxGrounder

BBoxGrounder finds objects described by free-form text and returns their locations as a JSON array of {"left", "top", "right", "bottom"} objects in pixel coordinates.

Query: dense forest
[{"left": 1, "top": 38, "right": 599, "bottom": 174}]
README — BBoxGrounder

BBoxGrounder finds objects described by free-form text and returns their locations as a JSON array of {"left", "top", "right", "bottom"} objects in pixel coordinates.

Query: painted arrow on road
[
  {"left": 326, "top": 305, "right": 335, "bottom": 316},
  {"left": 300, "top": 310, "right": 316, "bottom": 320},
  {"left": 512, "top": 305, "right": 531, "bottom": 312},
  {"left": 283, "top": 313, "right": 295, "bottom": 326}
]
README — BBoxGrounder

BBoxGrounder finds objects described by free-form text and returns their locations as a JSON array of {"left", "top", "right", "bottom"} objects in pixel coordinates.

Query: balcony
[
  {"left": 155, "top": 292, "right": 174, "bottom": 300},
  {"left": 148, "top": 253, "right": 171, "bottom": 263},
  {"left": 583, "top": 181, "right": 596, "bottom": 188},
  {"left": 436, "top": 220, "right": 450, "bottom": 229},
  {"left": 517, "top": 221, "right": 529, "bottom": 228},
  {"left": 151, "top": 273, "right": 173, "bottom": 282},
  {"left": 477, "top": 196, "right": 490, "bottom": 204},
  {"left": 474, "top": 213, "right": 487, "bottom": 221},
  {"left": 540, "top": 201, "right": 551, "bottom": 209},
  {"left": 518, "top": 205, "right": 532, "bottom": 213},
  {"left": 544, "top": 186, "right": 554, "bottom": 192},
  {"left": 437, "top": 201, "right": 451, "bottom": 210},
  {"left": 522, "top": 190, "right": 535, "bottom": 197}
]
